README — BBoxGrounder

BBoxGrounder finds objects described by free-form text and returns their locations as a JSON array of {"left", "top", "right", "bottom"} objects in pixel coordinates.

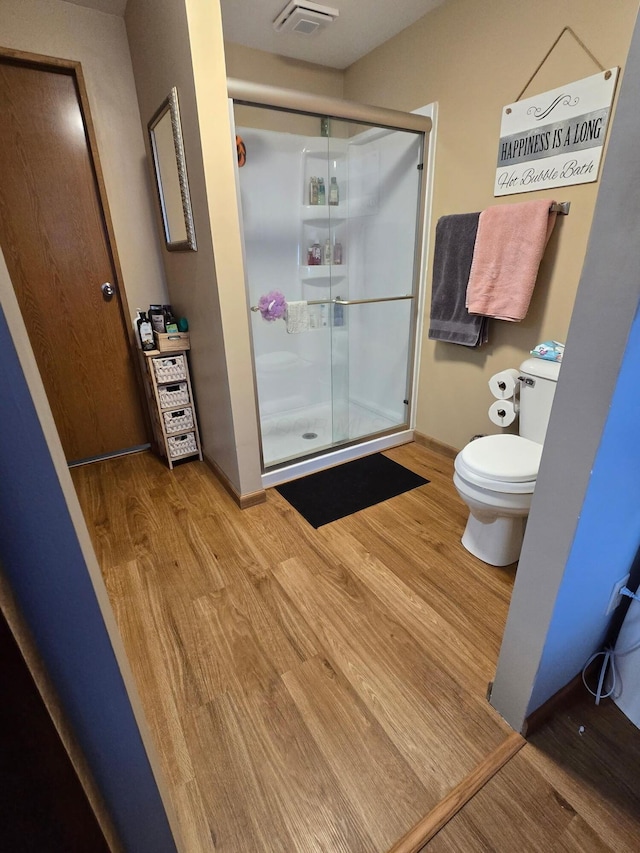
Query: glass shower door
[
  {"left": 235, "top": 102, "right": 424, "bottom": 472},
  {"left": 326, "top": 119, "right": 423, "bottom": 450}
]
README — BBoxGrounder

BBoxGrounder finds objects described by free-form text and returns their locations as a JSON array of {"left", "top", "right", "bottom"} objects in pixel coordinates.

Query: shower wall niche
[{"left": 235, "top": 103, "right": 425, "bottom": 474}]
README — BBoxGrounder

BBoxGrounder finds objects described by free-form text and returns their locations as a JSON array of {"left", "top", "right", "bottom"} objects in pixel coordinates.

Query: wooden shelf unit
[{"left": 140, "top": 348, "right": 203, "bottom": 469}]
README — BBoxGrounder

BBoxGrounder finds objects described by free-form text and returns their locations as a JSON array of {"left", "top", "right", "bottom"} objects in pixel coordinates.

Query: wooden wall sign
[{"left": 495, "top": 68, "right": 619, "bottom": 196}]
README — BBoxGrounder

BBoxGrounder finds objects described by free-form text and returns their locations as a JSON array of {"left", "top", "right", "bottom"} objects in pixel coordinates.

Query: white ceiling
[
  {"left": 67, "top": 0, "right": 444, "bottom": 71},
  {"left": 220, "top": 0, "right": 445, "bottom": 69}
]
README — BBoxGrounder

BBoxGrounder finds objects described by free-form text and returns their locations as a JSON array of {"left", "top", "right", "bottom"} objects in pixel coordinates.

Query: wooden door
[{"left": 0, "top": 55, "right": 147, "bottom": 464}]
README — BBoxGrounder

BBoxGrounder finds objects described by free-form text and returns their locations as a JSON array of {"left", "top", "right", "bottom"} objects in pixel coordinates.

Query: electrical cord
[
  {"left": 582, "top": 588, "right": 640, "bottom": 705},
  {"left": 582, "top": 647, "right": 616, "bottom": 704}
]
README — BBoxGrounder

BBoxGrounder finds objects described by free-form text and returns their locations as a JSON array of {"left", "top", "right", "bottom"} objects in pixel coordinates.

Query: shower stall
[{"left": 229, "top": 81, "right": 432, "bottom": 486}]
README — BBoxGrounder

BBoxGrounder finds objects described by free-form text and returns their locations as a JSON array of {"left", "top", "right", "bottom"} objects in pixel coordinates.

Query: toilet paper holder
[
  {"left": 489, "top": 368, "right": 521, "bottom": 400},
  {"left": 495, "top": 404, "right": 520, "bottom": 418},
  {"left": 488, "top": 398, "right": 519, "bottom": 427},
  {"left": 497, "top": 375, "right": 534, "bottom": 390}
]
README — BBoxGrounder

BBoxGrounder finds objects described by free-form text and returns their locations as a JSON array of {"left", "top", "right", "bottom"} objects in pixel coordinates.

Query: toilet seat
[{"left": 455, "top": 434, "right": 542, "bottom": 494}]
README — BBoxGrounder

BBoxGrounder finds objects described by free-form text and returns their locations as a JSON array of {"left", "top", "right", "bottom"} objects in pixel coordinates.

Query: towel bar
[{"left": 550, "top": 201, "right": 570, "bottom": 214}]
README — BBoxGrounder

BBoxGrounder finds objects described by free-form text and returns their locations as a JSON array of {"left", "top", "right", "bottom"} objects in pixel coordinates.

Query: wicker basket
[
  {"left": 158, "top": 381, "right": 189, "bottom": 409},
  {"left": 167, "top": 432, "right": 198, "bottom": 459},
  {"left": 163, "top": 407, "right": 194, "bottom": 435},
  {"left": 152, "top": 354, "right": 186, "bottom": 383}
]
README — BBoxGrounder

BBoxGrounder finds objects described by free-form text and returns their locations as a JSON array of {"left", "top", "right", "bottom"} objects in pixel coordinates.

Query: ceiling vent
[{"left": 273, "top": 1, "right": 339, "bottom": 36}]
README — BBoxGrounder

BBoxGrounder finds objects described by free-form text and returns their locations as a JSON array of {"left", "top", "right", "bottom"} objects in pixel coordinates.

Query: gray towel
[{"left": 428, "top": 212, "right": 488, "bottom": 346}]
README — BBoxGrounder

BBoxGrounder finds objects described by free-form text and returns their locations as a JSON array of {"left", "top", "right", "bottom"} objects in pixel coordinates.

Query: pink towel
[{"left": 466, "top": 199, "right": 557, "bottom": 321}]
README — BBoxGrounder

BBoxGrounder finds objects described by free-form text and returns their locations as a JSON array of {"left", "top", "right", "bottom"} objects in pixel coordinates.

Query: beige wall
[
  {"left": 343, "top": 0, "right": 639, "bottom": 449},
  {"left": 224, "top": 41, "right": 344, "bottom": 98},
  {"left": 126, "top": 0, "right": 262, "bottom": 495},
  {"left": 225, "top": 43, "right": 344, "bottom": 135},
  {"left": 224, "top": 3, "right": 637, "bottom": 452},
  {"left": 0, "top": 0, "right": 169, "bottom": 320},
  {"left": 0, "top": 0, "right": 262, "bottom": 496}
]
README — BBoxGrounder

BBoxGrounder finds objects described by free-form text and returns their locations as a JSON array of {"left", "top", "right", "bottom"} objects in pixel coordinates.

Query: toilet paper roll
[
  {"left": 488, "top": 368, "right": 520, "bottom": 400},
  {"left": 488, "top": 399, "right": 518, "bottom": 427}
]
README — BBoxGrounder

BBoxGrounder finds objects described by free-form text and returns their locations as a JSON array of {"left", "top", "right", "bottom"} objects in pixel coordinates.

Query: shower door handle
[
  {"left": 250, "top": 294, "right": 415, "bottom": 312},
  {"left": 333, "top": 295, "right": 414, "bottom": 306}
]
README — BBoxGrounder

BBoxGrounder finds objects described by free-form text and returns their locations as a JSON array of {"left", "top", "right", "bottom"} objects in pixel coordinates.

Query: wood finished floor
[
  {"left": 423, "top": 696, "right": 640, "bottom": 852},
  {"left": 72, "top": 443, "right": 516, "bottom": 852},
  {"left": 73, "top": 445, "right": 640, "bottom": 852}
]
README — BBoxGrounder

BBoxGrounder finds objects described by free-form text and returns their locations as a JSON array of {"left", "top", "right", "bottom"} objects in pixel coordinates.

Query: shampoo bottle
[
  {"left": 323, "top": 238, "right": 332, "bottom": 265},
  {"left": 318, "top": 177, "right": 326, "bottom": 205},
  {"left": 163, "top": 304, "right": 178, "bottom": 333},
  {"left": 329, "top": 177, "right": 339, "bottom": 206},
  {"left": 149, "top": 304, "right": 165, "bottom": 334}
]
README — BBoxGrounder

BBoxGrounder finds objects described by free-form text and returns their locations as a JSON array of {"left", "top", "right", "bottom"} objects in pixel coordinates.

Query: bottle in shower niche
[
  {"left": 329, "top": 177, "right": 339, "bottom": 206},
  {"left": 309, "top": 176, "right": 318, "bottom": 205},
  {"left": 333, "top": 241, "right": 343, "bottom": 265},
  {"left": 317, "top": 177, "right": 326, "bottom": 205},
  {"left": 309, "top": 241, "right": 322, "bottom": 265},
  {"left": 323, "top": 238, "right": 332, "bottom": 265}
]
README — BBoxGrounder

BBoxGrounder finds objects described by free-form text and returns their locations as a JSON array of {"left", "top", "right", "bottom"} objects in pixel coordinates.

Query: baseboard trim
[
  {"left": 413, "top": 431, "right": 459, "bottom": 459},
  {"left": 203, "top": 455, "right": 266, "bottom": 509},
  {"left": 387, "top": 731, "right": 525, "bottom": 853},
  {"left": 239, "top": 489, "right": 268, "bottom": 509},
  {"left": 521, "top": 670, "right": 585, "bottom": 737}
]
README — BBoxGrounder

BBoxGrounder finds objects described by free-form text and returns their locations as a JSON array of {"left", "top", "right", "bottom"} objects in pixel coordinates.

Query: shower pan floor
[{"left": 261, "top": 401, "right": 399, "bottom": 469}]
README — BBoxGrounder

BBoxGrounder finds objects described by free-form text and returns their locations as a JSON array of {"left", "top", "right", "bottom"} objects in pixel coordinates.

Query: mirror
[{"left": 148, "top": 87, "right": 197, "bottom": 251}]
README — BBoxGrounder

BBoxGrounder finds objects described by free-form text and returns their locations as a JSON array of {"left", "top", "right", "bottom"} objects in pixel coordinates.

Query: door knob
[{"left": 101, "top": 282, "right": 115, "bottom": 300}]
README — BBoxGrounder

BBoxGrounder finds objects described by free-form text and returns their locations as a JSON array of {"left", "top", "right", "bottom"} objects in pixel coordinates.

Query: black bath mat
[{"left": 275, "top": 453, "right": 429, "bottom": 528}]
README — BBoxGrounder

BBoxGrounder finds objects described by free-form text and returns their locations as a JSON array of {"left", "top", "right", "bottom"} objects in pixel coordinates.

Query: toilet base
[{"left": 461, "top": 512, "right": 526, "bottom": 567}]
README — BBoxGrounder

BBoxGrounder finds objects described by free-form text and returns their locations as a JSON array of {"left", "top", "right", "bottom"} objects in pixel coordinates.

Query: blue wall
[
  {"left": 528, "top": 302, "right": 640, "bottom": 712},
  {"left": 0, "top": 307, "right": 177, "bottom": 853}
]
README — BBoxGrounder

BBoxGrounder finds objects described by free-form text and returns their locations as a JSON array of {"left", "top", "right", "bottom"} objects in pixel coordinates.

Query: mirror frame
[{"left": 148, "top": 87, "right": 197, "bottom": 252}]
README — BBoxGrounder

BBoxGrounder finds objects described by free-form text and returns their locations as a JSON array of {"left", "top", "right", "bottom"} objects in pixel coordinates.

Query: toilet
[{"left": 453, "top": 357, "right": 560, "bottom": 566}]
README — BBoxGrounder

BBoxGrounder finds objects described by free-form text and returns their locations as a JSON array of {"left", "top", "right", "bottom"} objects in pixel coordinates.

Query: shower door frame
[{"left": 228, "top": 79, "right": 434, "bottom": 488}]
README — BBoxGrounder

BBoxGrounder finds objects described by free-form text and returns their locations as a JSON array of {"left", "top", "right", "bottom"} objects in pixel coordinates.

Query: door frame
[{"left": 0, "top": 46, "right": 149, "bottom": 451}]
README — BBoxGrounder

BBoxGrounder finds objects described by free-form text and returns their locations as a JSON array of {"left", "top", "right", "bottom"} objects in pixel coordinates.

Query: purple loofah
[{"left": 257, "top": 290, "right": 287, "bottom": 321}]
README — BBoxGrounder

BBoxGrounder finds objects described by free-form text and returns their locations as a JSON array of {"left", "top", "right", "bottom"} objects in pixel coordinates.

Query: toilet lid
[{"left": 459, "top": 434, "right": 542, "bottom": 483}]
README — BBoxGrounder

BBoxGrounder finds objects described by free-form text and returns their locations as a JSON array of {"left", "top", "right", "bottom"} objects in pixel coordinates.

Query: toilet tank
[{"left": 518, "top": 357, "right": 561, "bottom": 444}]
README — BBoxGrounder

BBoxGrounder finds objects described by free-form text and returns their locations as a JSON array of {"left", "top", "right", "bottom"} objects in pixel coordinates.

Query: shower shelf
[
  {"left": 300, "top": 265, "right": 347, "bottom": 282},
  {"left": 301, "top": 206, "right": 346, "bottom": 226}
]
